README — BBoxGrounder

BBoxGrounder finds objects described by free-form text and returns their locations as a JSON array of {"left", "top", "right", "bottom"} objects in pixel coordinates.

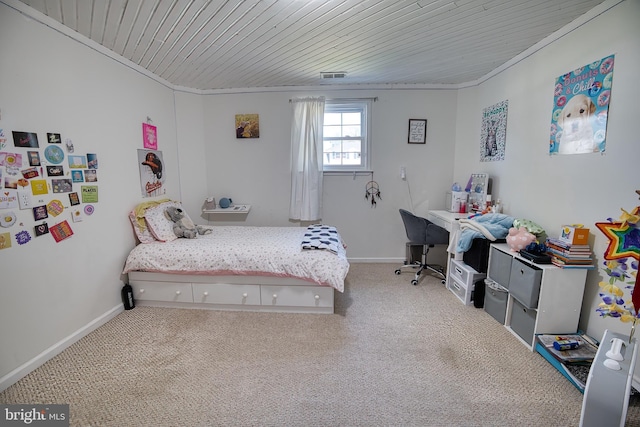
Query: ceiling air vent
[{"left": 320, "top": 72, "right": 347, "bottom": 79}]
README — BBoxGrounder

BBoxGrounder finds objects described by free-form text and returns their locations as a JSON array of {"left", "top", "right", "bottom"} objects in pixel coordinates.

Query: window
[{"left": 323, "top": 99, "right": 371, "bottom": 172}]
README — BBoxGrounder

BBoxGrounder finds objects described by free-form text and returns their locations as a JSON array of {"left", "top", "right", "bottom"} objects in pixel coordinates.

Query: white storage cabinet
[{"left": 484, "top": 243, "right": 588, "bottom": 350}]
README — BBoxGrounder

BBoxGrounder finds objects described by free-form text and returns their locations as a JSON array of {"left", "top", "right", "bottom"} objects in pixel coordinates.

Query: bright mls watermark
[{"left": 0, "top": 405, "right": 69, "bottom": 426}]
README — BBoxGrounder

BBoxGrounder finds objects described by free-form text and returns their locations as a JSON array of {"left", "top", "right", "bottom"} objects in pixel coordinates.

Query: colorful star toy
[{"left": 595, "top": 206, "right": 640, "bottom": 261}]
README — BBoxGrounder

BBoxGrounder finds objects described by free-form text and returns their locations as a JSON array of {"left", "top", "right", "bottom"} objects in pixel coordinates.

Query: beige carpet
[{"left": 2, "top": 263, "right": 640, "bottom": 426}]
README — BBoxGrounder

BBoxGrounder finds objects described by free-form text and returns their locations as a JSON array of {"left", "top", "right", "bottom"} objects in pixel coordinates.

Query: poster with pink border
[
  {"left": 550, "top": 54, "right": 614, "bottom": 155},
  {"left": 142, "top": 123, "right": 157, "bottom": 150}
]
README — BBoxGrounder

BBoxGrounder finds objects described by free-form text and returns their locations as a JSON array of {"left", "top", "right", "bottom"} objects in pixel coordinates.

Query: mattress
[{"left": 122, "top": 225, "right": 349, "bottom": 292}]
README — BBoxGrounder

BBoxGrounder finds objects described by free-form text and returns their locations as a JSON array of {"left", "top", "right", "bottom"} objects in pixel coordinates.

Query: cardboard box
[{"left": 559, "top": 226, "right": 589, "bottom": 246}]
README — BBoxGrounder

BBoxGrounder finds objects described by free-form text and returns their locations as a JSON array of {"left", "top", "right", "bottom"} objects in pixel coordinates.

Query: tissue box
[{"left": 559, "top": 226, "right": 589, "bottom": 246}]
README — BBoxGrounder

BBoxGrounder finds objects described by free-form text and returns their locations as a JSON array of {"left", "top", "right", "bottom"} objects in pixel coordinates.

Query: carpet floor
[{"left": 2, "top": 263, "right": 640, "bottom": 426}]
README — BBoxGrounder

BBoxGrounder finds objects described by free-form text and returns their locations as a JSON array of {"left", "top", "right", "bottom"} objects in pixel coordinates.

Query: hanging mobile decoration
[{"left": 365, "top": 180, "right": 381, "bottom": 207}]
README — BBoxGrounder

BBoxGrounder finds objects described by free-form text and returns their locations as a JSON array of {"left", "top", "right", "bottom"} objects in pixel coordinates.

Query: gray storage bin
[
  {"left": 510, "top": 298, "right": 537, "bottom": 345},
  {"left": 484, "top": 279, "right": 508, "bottom": 324},
  {"left": 508, "top": 258, "right": 542, "bottom": 308},
  {"left": 487, "top": 247, "right": 513, "bottom": 289}
]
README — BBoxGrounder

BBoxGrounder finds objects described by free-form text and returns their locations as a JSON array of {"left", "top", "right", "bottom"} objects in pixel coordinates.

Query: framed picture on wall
[
  {"left": 408, "top": 119, "right": 427, "bottom": 144},
  {"left": 235, "top": 114, "right": 260, "bottom": 139}
]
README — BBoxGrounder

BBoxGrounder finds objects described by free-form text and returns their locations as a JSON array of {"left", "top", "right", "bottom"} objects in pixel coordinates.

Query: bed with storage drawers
[{"left": 123, "top": 201, "right": 349, "bottom": 314}]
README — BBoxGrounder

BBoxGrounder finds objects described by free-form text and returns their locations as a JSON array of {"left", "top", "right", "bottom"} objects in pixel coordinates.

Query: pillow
[
  {"left": 128, "top": 210, "right": 156, "bottom": 244},
  {"left": 144, "top": 200, "right": 184, "bottom": 242},
  {"left": 513, "top": 218, "right": 545, "bottom": 236}
]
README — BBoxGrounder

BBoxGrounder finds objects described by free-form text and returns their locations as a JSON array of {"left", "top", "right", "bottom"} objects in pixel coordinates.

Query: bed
[{"left": 123, "top": 201, "right": 349, "bottom": 314}]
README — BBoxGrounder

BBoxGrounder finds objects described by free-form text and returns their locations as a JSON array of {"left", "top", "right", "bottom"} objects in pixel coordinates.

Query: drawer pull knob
[
  {"left": 203, "top": 291, "right": 209, "bottom": 296},
  {"left": 242, "top": 293, "right": 248, "bottom": 298},
  {"left": 176, "top": 290, "right": 181, "bottom": 295},
  {"left": 139, "top": 289, "right": 145, "bottom": 293},
  {"left": 314, "top": 294, "right": 320, "bottom": 300},
  {"left": 273, "top": 294, "right": 278, "bottom": 299}
]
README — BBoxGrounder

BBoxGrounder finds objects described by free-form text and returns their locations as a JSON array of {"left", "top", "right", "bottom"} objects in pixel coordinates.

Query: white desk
[
  {"left": 428, "top": 210, "right": 469, "bottom": 288},
  {"left": 427, "top": 210, "right": 467, "bottom": 233}
]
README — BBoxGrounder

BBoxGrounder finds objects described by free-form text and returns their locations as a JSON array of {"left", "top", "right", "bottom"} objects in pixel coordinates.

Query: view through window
[{"left": 323, "top": 100, "right": 371, "bottom": 172}]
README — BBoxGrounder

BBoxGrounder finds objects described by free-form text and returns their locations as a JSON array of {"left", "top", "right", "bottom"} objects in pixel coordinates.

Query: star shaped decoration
[{"left": 596, "top": 206, "right": 640, "bottom": 261}]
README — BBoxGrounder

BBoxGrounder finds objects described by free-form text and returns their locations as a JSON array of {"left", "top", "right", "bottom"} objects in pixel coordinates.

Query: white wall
[
  {"left": 1, "top": 0, "right": 638, "bottom": 390},
  {"left": 0, "top": 2, "right": 183, "bottom": 386},
  {"left": 199, "top": 89, "right": 457, "bottom": 261},
  {"left": 453, "top": 0, "right": 640, "bottom": 343}
]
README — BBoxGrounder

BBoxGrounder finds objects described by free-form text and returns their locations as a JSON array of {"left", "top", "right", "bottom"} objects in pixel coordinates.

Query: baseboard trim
[
  {"left": 0, "top": 304, "right": 124, "bottom": 392},
  {"left": 347, "top": 257, "right": 405, "bottom": 263}
]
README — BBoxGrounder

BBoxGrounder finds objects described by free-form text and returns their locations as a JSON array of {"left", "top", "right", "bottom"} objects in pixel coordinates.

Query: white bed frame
[{"left": 128, "top": 271, "right": 335, "bottom": 314}]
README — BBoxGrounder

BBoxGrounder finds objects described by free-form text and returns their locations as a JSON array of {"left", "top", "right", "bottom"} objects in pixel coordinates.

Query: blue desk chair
[{"left": 395, "top": 209, "right": 449, "bottom": 285}]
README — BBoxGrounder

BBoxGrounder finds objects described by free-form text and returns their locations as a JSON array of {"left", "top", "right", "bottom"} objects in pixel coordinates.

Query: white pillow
[
  {"left": 128, "top": 210, "right": 156, "bottom": 244},
  {"left": 144, "top": 201, "right": 183, "bottom": 242}
]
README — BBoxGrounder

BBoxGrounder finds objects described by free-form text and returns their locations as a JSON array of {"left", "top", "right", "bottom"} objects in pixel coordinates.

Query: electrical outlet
[
  {"left": 17, "top": 191, "right": 32, "bottom": 209},
  {"left": 400, "top": 167, "right": 406, "bottom": 180}
]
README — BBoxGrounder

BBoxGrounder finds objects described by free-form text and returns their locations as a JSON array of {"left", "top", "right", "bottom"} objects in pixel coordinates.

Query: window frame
[{"left": 322, "top": 99, "right": 372, "bottom": 173}]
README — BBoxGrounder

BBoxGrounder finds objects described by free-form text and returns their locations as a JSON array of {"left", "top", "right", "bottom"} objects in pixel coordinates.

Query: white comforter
[{"left": 122, "top": 226, "right": 349, "bottom": 292}]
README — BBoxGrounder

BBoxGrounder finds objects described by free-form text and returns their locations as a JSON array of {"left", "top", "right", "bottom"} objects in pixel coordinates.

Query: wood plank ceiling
[{"left": 15, "top": 0, "right": 607, "bottom": 90}]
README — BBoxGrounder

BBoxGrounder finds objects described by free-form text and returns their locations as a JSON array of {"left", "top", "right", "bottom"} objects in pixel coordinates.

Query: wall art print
[
  {"left": 480, "top": 100, "right": 508, "bottom": 162},
  {"left": 138, "top": 149, "right": 165, "bottom": 197},
  {"left": 550, "top": 54, "right": 614, "bottom": 155},
  {"left": 142, "top": 123, "right": 157, "bottom": 150},
  {"left": 235, "top": 114, "right": 260, "bottom": 139}
]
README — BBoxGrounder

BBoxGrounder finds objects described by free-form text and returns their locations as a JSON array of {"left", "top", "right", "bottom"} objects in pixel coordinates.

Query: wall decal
[
  {"left": 50, "top": 220, "right": 73, "bottom": 243},
  {"left": 12, "top": 131, "right": 39, "bottom": 148},
  {"left": 81, "top": 185, "right": 99, "bottom": 203}
]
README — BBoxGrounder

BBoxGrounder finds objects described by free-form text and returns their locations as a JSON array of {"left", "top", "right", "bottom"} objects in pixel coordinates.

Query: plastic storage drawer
[
  {"left": 508, "top": 258, "right": 542, "bottom": 308},
  {"left": 510, "top": 298, "right": 537, "bottom": 345},
  {"left": 448, "top": 276, "right": 470, "bottom": 305},
  {"left": 487, "top": 247, "right": 513, "bottom": 289},
  {"left": 449, "top": 259, "right": 484, "bottom": 286},
  {"left": 484, "top": 280, "right": 508, "bottom": 324}
]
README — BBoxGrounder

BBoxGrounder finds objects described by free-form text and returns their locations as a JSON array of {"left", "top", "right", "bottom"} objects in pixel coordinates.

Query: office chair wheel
[
  {"left": 441, "top": 279, "right": 446, "bottom": 285},
  {"left": 394, "top": 269, "right": 401, "bottom": 275},
  {"left": 411, "top": 279, "right": 418, "bottom": 286}
]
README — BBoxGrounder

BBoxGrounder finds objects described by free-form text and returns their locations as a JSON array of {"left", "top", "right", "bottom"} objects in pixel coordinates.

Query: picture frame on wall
[{"left": 408, "top": 119, "right": 427, "bottom": 144}]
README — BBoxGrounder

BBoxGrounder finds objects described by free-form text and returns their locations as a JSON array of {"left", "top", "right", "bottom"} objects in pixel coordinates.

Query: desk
[
  {"left": 428, "top": 210, "right": 469, "bottom": 290},
  {"left": 427, "top": 210, "right": 467, "bottom": 233}
]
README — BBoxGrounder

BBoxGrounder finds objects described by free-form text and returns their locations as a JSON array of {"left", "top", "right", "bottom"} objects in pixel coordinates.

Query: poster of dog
[
  {"left": 550, "top": 54, "right": 614, "bottom": 155},
  {"left": 480, "top": 100, "right": 508, "bottom": 162}
]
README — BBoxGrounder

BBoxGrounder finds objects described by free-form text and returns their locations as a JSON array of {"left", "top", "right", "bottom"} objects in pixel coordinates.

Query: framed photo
[
  {"left": 235, "top": 114, "right": 260, "bottom": 138},
  {"left": 408, "top": 119, "right": 427, "bottom": 144}
]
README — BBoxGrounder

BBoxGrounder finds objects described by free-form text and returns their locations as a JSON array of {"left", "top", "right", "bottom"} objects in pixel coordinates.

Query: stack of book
[
  {"left": 535, "top": 333, "right": 599, "bottom": 392},
  {"left": 545, "top": 237, "right": 595, "bottom": 269}
]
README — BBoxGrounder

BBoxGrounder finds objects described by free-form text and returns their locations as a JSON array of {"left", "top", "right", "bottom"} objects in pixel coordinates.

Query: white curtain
[{"left": 289, "top": 97, "right": 325, "bottom": 221}]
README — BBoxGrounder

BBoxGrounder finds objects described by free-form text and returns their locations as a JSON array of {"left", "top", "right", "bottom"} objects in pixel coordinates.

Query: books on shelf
[{"left": 545, "top": 238, "right": 595, "bottom": 269}]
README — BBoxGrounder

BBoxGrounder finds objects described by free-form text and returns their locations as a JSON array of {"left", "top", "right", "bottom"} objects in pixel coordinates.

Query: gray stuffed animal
[{"left": 165, "top": 206, "right": 212, "bottom": 239}]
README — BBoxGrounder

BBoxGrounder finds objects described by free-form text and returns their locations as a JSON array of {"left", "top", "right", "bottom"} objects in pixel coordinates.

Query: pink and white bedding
[{"left": 122, "top": 225, "right": 349, "bottom": 292}]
